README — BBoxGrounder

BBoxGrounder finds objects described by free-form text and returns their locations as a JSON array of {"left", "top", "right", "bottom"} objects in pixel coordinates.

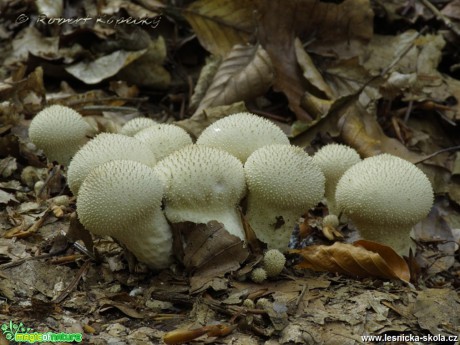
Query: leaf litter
[{"left": 0, "top": 0, "right": 459, "bottom": 344}]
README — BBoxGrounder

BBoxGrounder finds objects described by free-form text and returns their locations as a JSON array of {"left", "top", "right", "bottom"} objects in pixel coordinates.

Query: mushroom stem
[
  {"left": 246, "top": 201, "right": 300, "bottom": 250},
  {"left": 116, "top": 212, "right": 173, "bottom": 269},
  {"left": 353, "top": 222, "right": 415, "bottom": 255}
]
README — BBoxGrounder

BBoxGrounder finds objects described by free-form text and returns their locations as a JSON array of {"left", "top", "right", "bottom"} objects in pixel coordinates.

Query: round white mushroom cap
[
  {"left": 196, "top": 112, "right": 290, "bottom": 162},
  {"left": 251, "top": 267, "right": 267, "bottom": 283},
  {"left": 67, "top": 133, "right": 157, "bottom": 196},
  {"left": 77, "top": 160, "right": 173, "bottom": 269},
  {"left": 323, "top": 214, "right": 339, "bottom": 228},
  {"left": 335, "top": 154, "right": 434, "bottom": 254},
  {"left": 154, "top": 145, "right": 246, "bottom": 239},
  {"left": 119, "top": 117, "right": 157, "bottom": 136},
  {"left": 244, "top": 144, "right": 325, "bottom": 250},
  {"left": 29, "top": 105, "right": 91, "bottom": 165},
  {"left": 312, "top": 144, "right": 361, "bottom": 214},
  {"left": 134, "top": 124, "right": 193, "bottom": 161},
  {"left": 263, "top": 249, "right": 286, "bottom": 277}
]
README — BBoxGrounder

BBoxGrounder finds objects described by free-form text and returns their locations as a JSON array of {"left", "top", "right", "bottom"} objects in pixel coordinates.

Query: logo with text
[{"left": 1, "top": 321, "right": 82, "bottom": 343}]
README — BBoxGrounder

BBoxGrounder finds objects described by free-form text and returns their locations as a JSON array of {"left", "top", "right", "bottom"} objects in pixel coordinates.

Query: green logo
[
  {"left": 1, "top": 321, "right": 32, "bottom": 341},
  {"left": 1, "top": 321, "right": 82, "bottom": 343}
]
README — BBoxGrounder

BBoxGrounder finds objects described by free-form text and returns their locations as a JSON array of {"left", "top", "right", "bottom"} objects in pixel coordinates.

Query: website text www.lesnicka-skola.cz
[{"left": 361, "top": 333, "right": 458, "bottom": 343}]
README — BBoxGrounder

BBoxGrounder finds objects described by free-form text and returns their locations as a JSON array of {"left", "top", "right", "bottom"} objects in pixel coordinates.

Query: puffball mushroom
[
  {"left": 312, "top": 144, "right": 361, "bottom": 215},
  {"left": 244, "top": 144, "right": 325, "bottom": 251},
  {"left": 119, "top": 117, "right": 157, "bottom": 136},
  {"left": 134, "top": 124, "right": 193, "bottom": 161},
  {"left": 335, "top": 154, "right": 434, "bottom": 255},
  {"left": 67, "top": 133, "right": 157, "bottom": 196},
  {"left": 29, "top": 105, "right": 91, "bottom": 165},
  {"left": 77, "top": 160, "right": 173, "bottom": 269},
  {"left": 263, "top": 249, "right": 286, "bottom": 277},
  {"left": 251, "top": 267, "right": 267, "bottom": 283},
  {"left": 154, "top": 145, "right": 246, "bottom": 239},
  {"left": 196, "top": 112, "right": 290, "bottom": 162}
]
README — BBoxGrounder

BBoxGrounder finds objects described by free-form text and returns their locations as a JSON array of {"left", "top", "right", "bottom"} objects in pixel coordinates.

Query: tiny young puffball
[
  {"left": 251, "top": 267, "right": 267, "bottom": 284},
  {"left": 263, "top": 249, "right": 286, "bottom": 277},
  {"left": 323, "top": 214, "right": 339, "bottom": 228}
]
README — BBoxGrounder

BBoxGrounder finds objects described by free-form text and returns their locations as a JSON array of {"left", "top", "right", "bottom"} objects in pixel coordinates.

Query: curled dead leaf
[
  {"left": 291, "top": 241, "right": 410, "bottom": 282},
  {"left": 193, "top": 44, "right": 273, "bottom": 116},
  {"left": 171, "top": 221, "right": 250, "bottom": 293}
]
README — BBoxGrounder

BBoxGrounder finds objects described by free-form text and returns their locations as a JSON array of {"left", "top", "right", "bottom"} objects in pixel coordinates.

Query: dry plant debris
[{"left": 0, "top": 0, "right": 460, "bottom": 344}]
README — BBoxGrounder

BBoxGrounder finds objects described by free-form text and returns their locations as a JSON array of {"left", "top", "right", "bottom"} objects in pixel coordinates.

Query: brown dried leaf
[
  {"left": 99, "top": 298, "right": 144, "bottom": 319},
  {"left": 193, "top": 44, "right": 273, "bottom": 116},
  {"left": 291, "top": 241, "right": 410, "bottom": 282},
  {"left": 257, "top": 0, "right": 373, "bottom": 122},
  {"left": 189, "top": 56, "right": 222, "bottom": 111},
  {"left": 183, "top": 0, "right": 256, "bottom": 56},
  {"left": 413, "top": 201, "right": 456, "bottom": 275},
  {"left": 65, "top": 49, "right": 146, "bottom": 85},
  {"left": 175, "top": 221, "right": 249, "bottom": 293},
  {"left": 338, "top": 104, "right": 423, "bottom": 162}
]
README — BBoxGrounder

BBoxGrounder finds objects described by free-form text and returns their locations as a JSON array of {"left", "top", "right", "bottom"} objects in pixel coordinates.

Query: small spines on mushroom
[
  {"left": 67, "top": 133, "right": 157, "bottom": 196},
  {"left": 119, "top": 117, "right": 157, "bottom": 136},
  {"left": 77, "top": 160, "right": 173, "bottom": 269},
  {"left": 244, "top": 144, "right": 325, "bottom": 251},
  {"left": 134, "top": 124, "right": 193, "bottom": 161},
  {"left": 262, "top": 249, "right": 286, "bottom": 277},
  {"left": 196, "top": 112, "right": 290, "bottom": 163},
  {"left": 154, "top": 145, "right": 246, "bottom": 239},
  {"left": 29, "top": 105, "right": 91, "bottom": 165},
  {"left": 251, "top": 267, "right": 267, "bottom": 283},
  {"left": 335, "top": 154, "right": 434, "bottom": 254},
  {"left": 312, "top": 144, "right": 361, "bottom": 215}
]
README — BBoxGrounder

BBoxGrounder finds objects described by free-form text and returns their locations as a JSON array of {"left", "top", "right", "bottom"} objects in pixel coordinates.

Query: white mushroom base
[
  {"left": 246, "top": 204, "right": 300, "bottom": 252},
  {"left": 353, "top": 222, "right": 416, "bottom": 256},
  {"left": 97, "top": 212, "right": 174, "bottom": 270}
]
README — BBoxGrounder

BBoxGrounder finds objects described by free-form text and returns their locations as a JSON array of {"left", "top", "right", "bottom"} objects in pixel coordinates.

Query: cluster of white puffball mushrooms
[{"left": 28, "top": 105, "right": 434, "bottom": 274}]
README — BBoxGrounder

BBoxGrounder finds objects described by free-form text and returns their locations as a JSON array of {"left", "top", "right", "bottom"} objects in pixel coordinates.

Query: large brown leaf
[
  {"left": 183, "top": 0, "right": 256, "bottom": 57},
  {"left": 173, "top": 221, "right": 250, "bottom": 293},
  {"left": 291, "top": 241, "right": 410, "bottom": 282},
  {"left": 193, "top": 44, "right": 273, "bottom": 116}
]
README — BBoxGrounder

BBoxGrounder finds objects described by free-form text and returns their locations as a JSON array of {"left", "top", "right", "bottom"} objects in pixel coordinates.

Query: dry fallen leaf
[
  {"left": 291, "top": 241, "right": 410, "bottom": 282},
  {"left": 183, "top": 0, "right": 256, "bottom": 56},
  {"left": 193, "top": 44, "right": 273, "bottom": 116},
  {"left": 173, "top": 221, "right": 250, "bottom": 293},
  {"left": 65, "top": 49, "right": 147, "bottom": 84}
]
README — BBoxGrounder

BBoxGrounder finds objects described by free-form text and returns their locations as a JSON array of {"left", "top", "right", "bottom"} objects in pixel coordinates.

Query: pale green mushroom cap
[
  {"left": 312, "top": 144, "right": 361, "bottom": 215},
  {"left": 119, "top": 117, "right": 157, "bottom": 136},
  {"left": 196, "top": 112, "right": 290, "bottom": 162},
  {"left": 154, "top": 145, "right": 246, "bottom": 239},
  {"left": 335, "top": 154, "right": 434, "bottom": 254},
  {"left": 244, "top": 144, "right": 325, "bottom": 250},
  {"left": 67, "top": 133, "right": 157, "bottom": 196},
  {"left": 263, "top": 249, "right": 286, "bottom": 277},
  {"left": 29, "top": 105, "right": 90, "bottom": 165},
  {"left": 77, "top": 160, "right": 173, "bottom": 269},
  {"left": 134, "top": 124, "right": 192, "bottom": 161}
]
